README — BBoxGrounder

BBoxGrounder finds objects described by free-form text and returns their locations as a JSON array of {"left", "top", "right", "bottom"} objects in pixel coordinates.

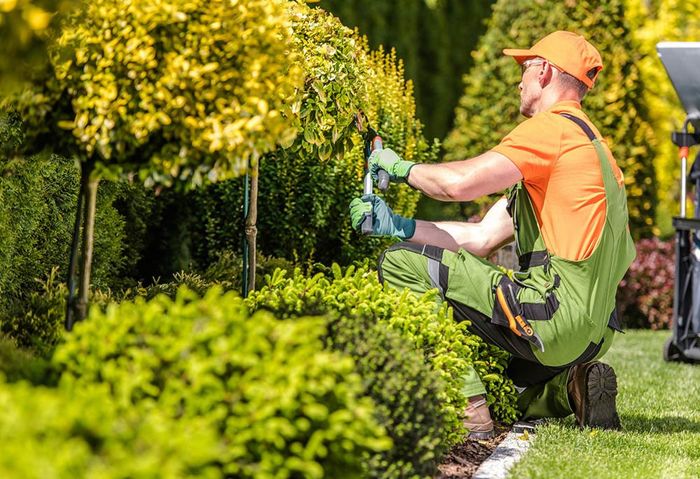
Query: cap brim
[{"left": 502, "top": 48, "right": 536, "bottom": 64}]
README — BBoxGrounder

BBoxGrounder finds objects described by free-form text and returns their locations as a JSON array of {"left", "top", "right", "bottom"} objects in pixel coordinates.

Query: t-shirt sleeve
[{"left": 491, "top": 115, "right": 561, "bottom": 182}]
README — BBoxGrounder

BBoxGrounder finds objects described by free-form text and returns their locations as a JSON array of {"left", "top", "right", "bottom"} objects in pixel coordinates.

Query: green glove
[
  {"left": 349, "top": 194, "right": 416, "bottom": 239},
  {"left": 369, "top": 148, "right": 415, "bottom": 184}
]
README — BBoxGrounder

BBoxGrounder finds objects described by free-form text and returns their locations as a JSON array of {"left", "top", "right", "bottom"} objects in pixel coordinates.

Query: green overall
[{"left": 379, "top": 114, "right": 636, "bottom": 418}]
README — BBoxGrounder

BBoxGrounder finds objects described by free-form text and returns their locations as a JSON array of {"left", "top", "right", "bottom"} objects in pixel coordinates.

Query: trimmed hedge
[
  {"left": 53, "top": 286, "right": 390, "bottom": 478},
  {"left": 249, "top": 265, "right": 520, "bottom": 442},
  {"left": 444, "top": 0, "right": 657, "bottom": 238},
  {"left": 248, "top": 266, "right": 449, "bottom": 477}
]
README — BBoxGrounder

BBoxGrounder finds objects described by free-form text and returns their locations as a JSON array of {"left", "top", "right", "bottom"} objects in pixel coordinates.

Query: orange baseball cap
[{"left": 503, "top": 31, "right": 603, "bottom": 88}]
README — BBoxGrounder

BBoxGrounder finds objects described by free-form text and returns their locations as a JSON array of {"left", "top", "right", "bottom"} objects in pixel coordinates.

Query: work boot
[
  {"left": 567, "top": 361, "right": 621, "bottom": 430},
  {"left": 464, "top": 394, "right": 494, "bottom": 440}
]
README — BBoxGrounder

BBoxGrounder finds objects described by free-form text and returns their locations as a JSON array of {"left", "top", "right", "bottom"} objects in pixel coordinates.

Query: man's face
[{"left": 518, "top": 58, "right": 544, "bottom": 118}]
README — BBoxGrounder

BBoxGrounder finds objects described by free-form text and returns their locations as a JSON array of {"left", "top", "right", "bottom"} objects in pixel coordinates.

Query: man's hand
[
  {"left": 369, "top": 148, "right": 415, "bottom": 184},
  {"left": 349, "top": 194, "right": 416, "bottom": 239}
]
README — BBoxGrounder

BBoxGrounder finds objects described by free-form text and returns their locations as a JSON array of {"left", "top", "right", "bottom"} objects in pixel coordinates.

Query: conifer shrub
[
  {"left": 0, "top": 381, "right": 222, "bottom": 478},
  {"left": 53, "top": 287, "right": 390, "bottom": 478},
  {"left": 0, "top": 267, "right": 122, "bottom": 357},
  {"left": 248, "top": 264, "right": 520, "bottom": 448},
  {"left": 624, "top": 0, "right": 700, "bottom": 235},
  {"left": 444, "top": 0, "right": 657, "bottom": 238},
  {"left": 318, "top": 0, "right": 495, "bottom": 140},
  {"left": 0, "top": 152, "right": 128, "bottom": 297},
  {"left": 0, "top": 335, "right": 51, "bottom": 385}
]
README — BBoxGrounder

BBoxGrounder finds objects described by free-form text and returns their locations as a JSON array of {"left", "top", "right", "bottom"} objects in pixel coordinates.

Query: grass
[{"left": 508, "top": 330, "right": 700, "bottom": 479}]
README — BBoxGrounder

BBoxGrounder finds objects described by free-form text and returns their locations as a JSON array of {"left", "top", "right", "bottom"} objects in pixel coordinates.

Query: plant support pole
[
  {"left": 242, "top": 171, "right": 249, "bottom": 296},
  {"left": 245, "top": 160, "right": 259, "bottom": 294}
]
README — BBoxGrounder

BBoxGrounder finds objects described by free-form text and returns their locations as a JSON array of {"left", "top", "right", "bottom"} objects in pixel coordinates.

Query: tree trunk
[
  {"left": 245, "top": 161, "right": 259, "bottom": 294},
  {"left": 66, "top": 159, "right": 98, "bottom": 328},
  {"left": 65, "top": 161, "right": 86, "bottom": 331}
]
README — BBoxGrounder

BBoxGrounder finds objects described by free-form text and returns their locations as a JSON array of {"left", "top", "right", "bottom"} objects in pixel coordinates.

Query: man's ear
[{"left": 538, "top": 61, "right": 555, "bottom": 88}]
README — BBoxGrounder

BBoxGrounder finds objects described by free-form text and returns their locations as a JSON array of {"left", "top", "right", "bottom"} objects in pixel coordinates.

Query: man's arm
[
  {"left": 408, "top": 151, "right": 522, "bottom": 202},
  {"left": 409, "top": 197, "right": 515, "bottom": 256}
]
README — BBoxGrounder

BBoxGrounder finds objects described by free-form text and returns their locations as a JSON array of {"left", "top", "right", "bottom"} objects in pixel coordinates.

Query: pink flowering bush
[{"left": 617, "top": 237, "right": 674, "bottom": 329}]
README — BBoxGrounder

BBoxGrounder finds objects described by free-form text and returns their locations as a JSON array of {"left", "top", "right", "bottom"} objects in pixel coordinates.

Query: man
[{"left": 349, "top": 31, "right": 636, "bottom": 439}]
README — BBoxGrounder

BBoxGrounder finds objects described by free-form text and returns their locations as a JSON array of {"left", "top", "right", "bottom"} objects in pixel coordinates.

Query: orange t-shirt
[{"left": 491, "top": 100, "right": 624, "bottom": 261}]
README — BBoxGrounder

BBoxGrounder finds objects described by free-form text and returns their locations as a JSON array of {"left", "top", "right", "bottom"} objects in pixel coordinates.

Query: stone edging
[{"left": 471, "top": 430, "right": 533, "bottom": 479}]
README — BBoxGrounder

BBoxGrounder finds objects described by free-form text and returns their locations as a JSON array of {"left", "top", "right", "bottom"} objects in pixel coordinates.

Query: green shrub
[
  {"left": 0, "top": 268, "right": 66, "bottom": 356},
  {"left": 53, "top": 286, "right": 390, "bottom": 478},
  {"left": 444, "top": 0, "right": 657, "bottom": 238},
  {"left": 249, "top": 264, "right": 520, "bottom": 446},
  {"left": 0, "top": 380, "right": 222, "bottom": 479},
  {"left": 139, "top": 3, "right": 438, "bottom": 272},
  {"left": 0, "top": 267, "right": 121, "bottom": 356},
  {"left": 249, "top": 273, "right": 448, "bottom": 478}
]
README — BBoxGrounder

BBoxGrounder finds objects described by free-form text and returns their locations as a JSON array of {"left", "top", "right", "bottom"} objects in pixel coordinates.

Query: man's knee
[{"left": 378, "top": 243, "right": 435, "bottom": 295}]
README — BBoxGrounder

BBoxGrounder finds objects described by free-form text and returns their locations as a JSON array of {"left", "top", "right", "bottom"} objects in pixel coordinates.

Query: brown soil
[{"left": 436, "top": 424, "right": 511, "bottom": 478}]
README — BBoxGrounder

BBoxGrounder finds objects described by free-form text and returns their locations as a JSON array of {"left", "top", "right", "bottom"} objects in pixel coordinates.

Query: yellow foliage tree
[{"left": 625, "top": 0, "right": 700, "bottom": 235}]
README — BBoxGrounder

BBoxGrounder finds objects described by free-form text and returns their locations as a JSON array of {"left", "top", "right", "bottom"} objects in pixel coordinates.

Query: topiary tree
[
  {"left": 624, "top": 0, "right": 700, "bottom": 236},
  {"left": 142, "top": 3, "right": 439, "bottom": 273},
  {"left": 9, "top": 0, "right": 303, "bottom": 326},
  {"left": 444, "top": 0, "right": 657, "bottom": 239}
]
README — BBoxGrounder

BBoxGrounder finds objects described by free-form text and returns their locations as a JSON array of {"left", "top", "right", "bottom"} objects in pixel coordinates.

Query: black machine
[{"left": 657, "top": 42, "right": 700, "bottom": 363}]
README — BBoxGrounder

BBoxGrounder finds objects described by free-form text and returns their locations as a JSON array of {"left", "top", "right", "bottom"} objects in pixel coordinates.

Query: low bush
[
  {"left": 249, "top": 271, "right": 448, "bottom": 478},
  {"left": 249, "top": 264, "right": 520, "bottom": 447},
  {"left": 617, "top": 237, "right": 674, "bottom": 329},
  {"left": 0, "top": 380, "right": 222, "bottom": 479},
  {"left": 53, "top": 286, "right": 390, "bottom": 478},
  {"left": 333, "top": 318, "right": 445, "bottom": 478}
]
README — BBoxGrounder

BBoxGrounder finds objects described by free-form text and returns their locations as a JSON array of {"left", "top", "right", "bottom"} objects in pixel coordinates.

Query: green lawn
[{"left": 509, "top": 330, "right": 700, "bottom": 479}]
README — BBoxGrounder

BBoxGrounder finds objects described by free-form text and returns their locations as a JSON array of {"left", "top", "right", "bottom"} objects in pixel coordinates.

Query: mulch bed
[{"left": 436, "top": 424, "right": 511, "bottom": 478}]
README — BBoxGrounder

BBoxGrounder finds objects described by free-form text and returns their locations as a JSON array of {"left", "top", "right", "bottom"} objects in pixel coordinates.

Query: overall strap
[{"left": 559, "top": 112, "right": 597, "bottom": 140}]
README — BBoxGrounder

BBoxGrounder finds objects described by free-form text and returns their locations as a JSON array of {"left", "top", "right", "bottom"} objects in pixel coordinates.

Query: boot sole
[
  {"left": 467, "top": 429, "right": 495, "bottom": 440},
  {"left": 583, "top": 362, "right": 621, "bottom": 430}
]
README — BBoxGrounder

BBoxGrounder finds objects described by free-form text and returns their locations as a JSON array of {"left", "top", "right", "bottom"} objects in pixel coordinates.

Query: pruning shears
[{"left": 354, "top": 111, "right": 390, "bottom": 235}]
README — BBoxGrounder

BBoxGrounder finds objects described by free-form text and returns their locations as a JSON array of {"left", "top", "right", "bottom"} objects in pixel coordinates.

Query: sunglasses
[{"left": 520, "top": 59, "right": 545, "bottom": 75}]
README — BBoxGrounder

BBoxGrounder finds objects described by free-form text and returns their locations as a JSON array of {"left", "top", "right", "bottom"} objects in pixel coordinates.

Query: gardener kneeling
[{"left": 350, "top": 31, "right": 635, "bottom": 439}]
